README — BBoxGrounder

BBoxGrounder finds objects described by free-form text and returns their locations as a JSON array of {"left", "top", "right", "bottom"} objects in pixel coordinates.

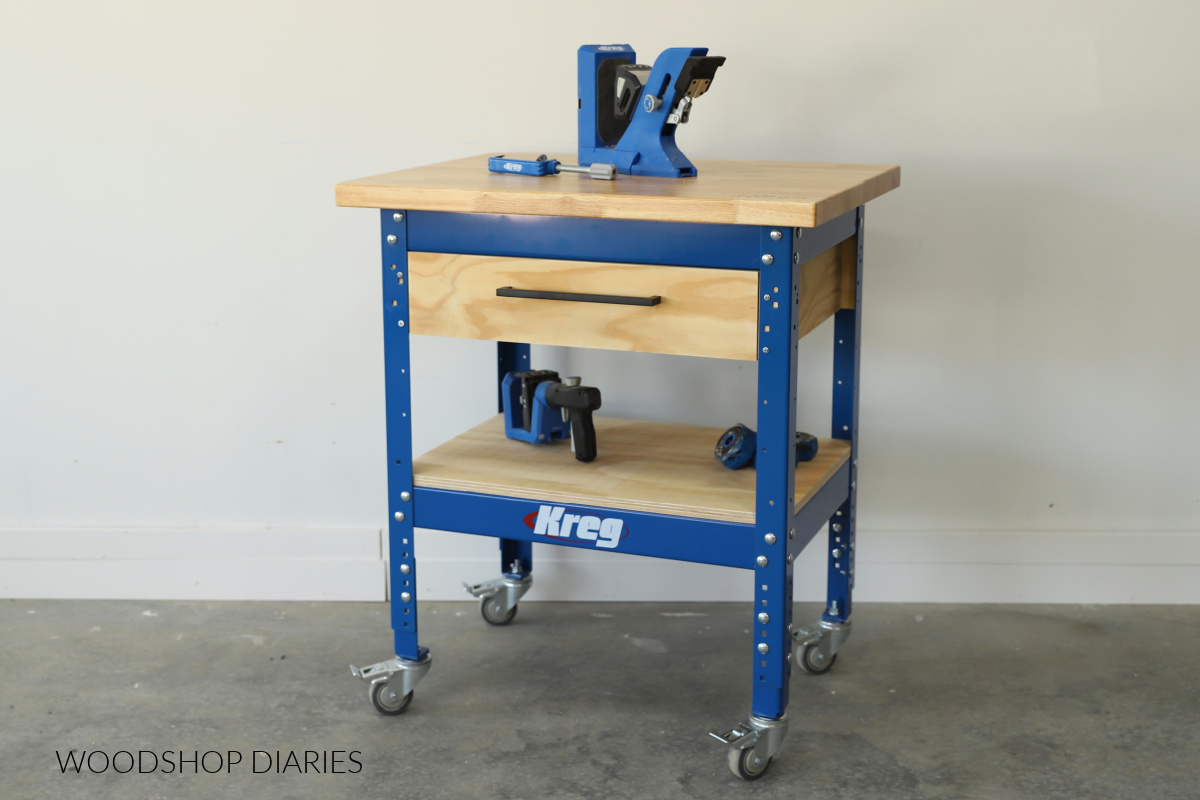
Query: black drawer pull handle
[{"left": 496, "top": 287, "right": 661, "bottom": 306}]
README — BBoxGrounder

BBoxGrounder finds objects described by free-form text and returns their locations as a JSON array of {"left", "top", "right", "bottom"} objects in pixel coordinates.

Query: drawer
[{"left": 407, "top": 253, "right": 760, "bottom": 360}]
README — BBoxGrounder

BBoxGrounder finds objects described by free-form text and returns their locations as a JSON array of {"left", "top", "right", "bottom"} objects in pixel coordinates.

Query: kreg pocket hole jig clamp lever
[
  {"left": 502, "top": 370, "right": 603, "bottom": 463},
  {"left": 715, "top": 424, "right": 819, "bottom": 470},
  {"left": 488, "top": 154, "right": 617, "bottom": 181}
]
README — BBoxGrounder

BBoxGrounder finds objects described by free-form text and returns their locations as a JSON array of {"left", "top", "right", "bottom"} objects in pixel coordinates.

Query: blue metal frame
[
  {"left": 415, "top": 487, "right": 756, "bottom": 569},
  {"left": 825, "top": 207, "right": 864, "bottom": 624},
  {"left": 407, "top": 211, "right": 762, "bottom": 269},
  {"left": 496, "top": 341, "right": 533, "bottom": 579},
  {"left": 794, "top": 208, "right": 858, "bottom": 264},
  {"left": 791, "top": 461, "right": 852, "bottom": 552},
  {"left": 751, "top": 226, "right": 798, "bottom": 718},
  {"left": 380, "top": 209, "right": 420, "bottom": 661},
  {"left": 376, "top": 206, "right": 865, "bottom": 724}
]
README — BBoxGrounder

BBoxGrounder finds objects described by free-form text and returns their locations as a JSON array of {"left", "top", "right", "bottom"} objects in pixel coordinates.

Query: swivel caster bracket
[
  {"left": 709, "top": 713, "right": 789, "bottom": 780},
  {"left": 793, "top": 618, "right": 852, "bottom": 674},
  {"left": 463, "top": 575, "right": 532, "bottom": 624},
  {"left": 350, "top": 651, "right": 432, "bottom": 714}
]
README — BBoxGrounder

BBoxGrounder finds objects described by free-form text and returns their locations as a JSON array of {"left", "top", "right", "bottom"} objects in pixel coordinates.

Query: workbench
[{"left": 336, "top": 154, "right": 899, "bottom": 780}]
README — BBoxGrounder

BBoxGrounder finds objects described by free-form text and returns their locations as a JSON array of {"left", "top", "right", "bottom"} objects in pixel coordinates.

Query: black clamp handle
[
  {"left": 544, "top": 383, "right": 602, "bottom": 463},
  {"left": 497, "top": 287, "right": 661, "bottom": 307}
]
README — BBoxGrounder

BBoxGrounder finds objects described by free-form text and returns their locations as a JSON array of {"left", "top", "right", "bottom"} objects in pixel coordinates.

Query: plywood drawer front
[{"left": 408, "top": 253, "right": 759, "bottom": 360}]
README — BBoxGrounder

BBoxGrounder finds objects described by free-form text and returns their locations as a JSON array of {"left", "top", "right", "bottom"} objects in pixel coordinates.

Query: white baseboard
[
  {"left": 423, "top": 530, "right": 1200, "bottom": 604},
  {"left": 0, "top": 528, "right": 386, "bottom": 601},
  {"left": 2, "top": 528, "right": 1198, "bottom": 603}
]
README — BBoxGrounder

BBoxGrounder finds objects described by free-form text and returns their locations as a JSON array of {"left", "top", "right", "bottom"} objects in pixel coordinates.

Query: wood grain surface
[
  {"left": 407, "top": 253, "right": 759, "bottom": 360},
  {"left": 797, "top": 236, "right": 858, "bottom": 340},
  {"left": 413, "top": 415, "right": 851, "bottom": 524},
  {"left": 337, "top": 154, "right": 900, "bottom": 227}
]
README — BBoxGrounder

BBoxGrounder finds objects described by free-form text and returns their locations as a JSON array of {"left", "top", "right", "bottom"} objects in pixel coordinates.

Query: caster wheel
[
  {"left": 480, "top": 597, "right": 517, "bottom": 626},
  {"left": 728, "top": 747, "right": 771, "bottom": 781},
  {"left": 799, "top": 643, "right": 837, "bottom": 674},
  {"left": 370, "top": 681, "right": 412, "bottom": 715}
]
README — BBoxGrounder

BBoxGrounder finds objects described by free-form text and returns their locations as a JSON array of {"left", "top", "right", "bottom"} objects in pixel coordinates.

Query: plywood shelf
[{"left": 413, "top": 415, "right": 850, "bottom": 524}]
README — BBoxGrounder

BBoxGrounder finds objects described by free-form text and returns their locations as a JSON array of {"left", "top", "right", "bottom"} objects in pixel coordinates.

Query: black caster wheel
[
  {"left": 480, "top": 597, "right": 517, "bottom": 626},
  {"left": 370, "top": 681, "right": 413, "bottom": 715},
  {"left": 799, "top": 643, "right": 837, "bottom": 674},
  {"left": 728, "top": 747, "right": 772, "bottom": 781}
]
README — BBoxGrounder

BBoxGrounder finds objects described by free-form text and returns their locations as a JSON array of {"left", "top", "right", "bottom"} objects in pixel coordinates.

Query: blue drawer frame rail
[{"left": 408, "top": 211, "right": 765, "bottom": 269}]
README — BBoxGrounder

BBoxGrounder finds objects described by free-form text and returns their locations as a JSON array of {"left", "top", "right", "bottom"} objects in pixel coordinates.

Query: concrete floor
[{"left": 2, "top": 600, "right": 1197, "bottom": 800}]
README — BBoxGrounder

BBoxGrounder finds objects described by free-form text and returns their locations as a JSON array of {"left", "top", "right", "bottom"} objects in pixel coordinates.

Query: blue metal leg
[
  {"left": 825, "top": 207, "right": 864, "bottom": 625},
  {"left": 706, "top": 225, "right": 798, "bottom": 777},
  {"left": 381, "top": 209, "right": 422, "bottom": 661},
  {"left": 348, "top": 209, "right": 430, "bottom": 714},
  {"left": 497, "top": 342, "right": 533, "bottom": 581},
  {"left": 824, "top": 500, "right": 854, "bottom": 621},
  {"left": 460, "top": 340, "right": 535, "bottom": 619},
  {"left": 496, "top": 341, "right": 531, "bottom": 411},
  {"left": 712, "top": 224, "right": 797, "bottom": 777},
  {"left": 500, "top": 539, "right": 533, "bottom": 579},
  {"left": 751, "top": 226, "right": 798, "bottom": 722}
]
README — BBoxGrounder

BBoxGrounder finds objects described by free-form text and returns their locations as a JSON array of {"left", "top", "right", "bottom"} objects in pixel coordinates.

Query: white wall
[{"left": 2, "top": 1, "right": 1198, "bottom": 602}]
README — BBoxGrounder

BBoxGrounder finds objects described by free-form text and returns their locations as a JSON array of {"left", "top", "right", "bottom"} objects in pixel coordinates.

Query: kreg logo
[
  {"left": 524, "top": 505, "right": 627, "bottom": 550},
  {"left": 503, "top": 162, "right": 523, "bottom": 172}
]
